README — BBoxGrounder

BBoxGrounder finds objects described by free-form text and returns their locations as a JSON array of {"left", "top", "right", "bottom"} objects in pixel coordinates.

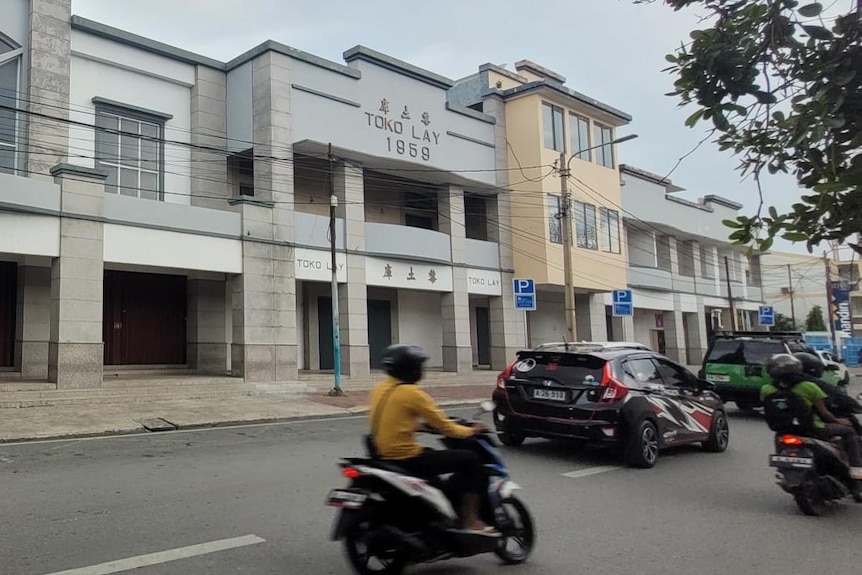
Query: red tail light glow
[
  {"left": 342, "top": 467, "right": 361, "bottom": 479},
  {"left": 497, "top": 359, "right": 516, "bottom": 390},
  {"left": 600, "top": 363, "right": 628, "bottom": 402},
  {"left": 780, "top": 435, "right": 804, "bottom": 446}
]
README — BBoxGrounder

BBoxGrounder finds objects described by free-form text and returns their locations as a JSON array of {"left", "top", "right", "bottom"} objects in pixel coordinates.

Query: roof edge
[{"left": 343, "top": 45, "right": 453, "bottom": 90}]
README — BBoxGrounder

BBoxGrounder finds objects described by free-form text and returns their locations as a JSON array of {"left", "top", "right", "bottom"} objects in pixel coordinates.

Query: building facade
[
  {"left": 451, "top": 61, "right": 632, "bottom": 347},
  {"left": 0, "top": 1, "right": 525, "bottom": 387},
  {"left": 754, "top": 250, "right": 829, "bottom": 331},
  {"left": 618, "top": 166, "right": 765, "bottom": 365}
]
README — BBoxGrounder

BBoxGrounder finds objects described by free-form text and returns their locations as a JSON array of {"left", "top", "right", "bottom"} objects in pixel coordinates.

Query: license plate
[
  {"left": 325, "top": 489, "right": 367, "bottom": 509},
  {"left": 768, "top": 455, "right": 814, "bottom": 468},
  {"left": 532, "top": 388, "right": 566, "bottom": 401},
  {"left": 706, "top": 373, "right": 730, "bottom": 383}
]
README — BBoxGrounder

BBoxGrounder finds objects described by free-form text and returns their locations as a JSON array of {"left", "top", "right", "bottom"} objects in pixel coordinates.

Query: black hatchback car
[{"left": 491, "top": 344, "right": 729, "bottom": 468}]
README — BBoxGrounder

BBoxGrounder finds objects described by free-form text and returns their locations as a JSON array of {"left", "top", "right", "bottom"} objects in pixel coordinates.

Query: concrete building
[
  {"left": 0, "top": 1, "right": 524, "bottom": 388},
  {"left": 450, "top": 61, "right": 633, "bottom": 346},
  {"left": 618, "top": 166, "right": 765, "bottom": 365}
]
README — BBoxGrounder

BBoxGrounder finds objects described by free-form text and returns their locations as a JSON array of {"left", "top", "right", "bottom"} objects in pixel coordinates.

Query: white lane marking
[
  {"left": 561, "top": 465, "right": 623, "bottom": 479},
  {"left": 41, "top": 534, "right": 266, "bottom": 575}
]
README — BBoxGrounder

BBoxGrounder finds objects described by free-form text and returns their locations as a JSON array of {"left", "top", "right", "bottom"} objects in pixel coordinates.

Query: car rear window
[
  {"left": 705, "top": 340, "right": 786, "bottom": 365},
  {"left": 512, "top": 352, "right": 606, "bottom": 384}
]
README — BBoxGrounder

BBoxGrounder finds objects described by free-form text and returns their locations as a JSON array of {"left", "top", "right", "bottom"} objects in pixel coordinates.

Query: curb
[{"left": 0, "top": 399, "right": 487, "bottom": 445}]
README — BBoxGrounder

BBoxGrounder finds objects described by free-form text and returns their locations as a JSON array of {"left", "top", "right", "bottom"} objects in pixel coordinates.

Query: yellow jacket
[{"left": 369, "top": 376, "right": 475, "bottom": 460}]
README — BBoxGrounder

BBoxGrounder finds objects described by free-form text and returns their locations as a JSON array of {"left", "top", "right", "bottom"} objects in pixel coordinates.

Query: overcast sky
[{"left": 71, "top": 0, "right": 847, "bottom": 254}]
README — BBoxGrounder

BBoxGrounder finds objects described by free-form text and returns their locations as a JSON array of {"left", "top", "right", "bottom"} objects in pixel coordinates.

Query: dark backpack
[{"left": 762, "top": 384, "right": 815, "bottom": 434}]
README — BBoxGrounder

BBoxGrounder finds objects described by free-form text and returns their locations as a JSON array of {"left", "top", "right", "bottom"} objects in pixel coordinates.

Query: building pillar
[
  {"left": 439, "top": 184, "right": 472, "bottom": 373},
  {"left": 484, "top": 95, "right": 525, "bottom": 369},
  {"left": 663, "top": 301, "right": 687, "bottom": 364},
  {"left": 231, "top": 51, "right": 297, "bottom": 383},
  {"left": 335, "top": 161, "right": 370, "bottom": 379},
  {"left": 575, "top": 293, "right": 609, "bottom": 341},
  {"left": 25, "top": 0, "right": 72, "bottom": 181},
  {"left": 187, "top": 279, "right": 227, "bottom": 374},
  {"left": 687, "top": 299, "right": 710, "bottom": 365},
  {"left": 47, "top": 164, "right": 107, "bottom": 388},
  {"left": 14, "top": 266, "right": 51, "bottom": 379},
  {"left": 190, "top": 65, "right": 228, "bottom": 211}
]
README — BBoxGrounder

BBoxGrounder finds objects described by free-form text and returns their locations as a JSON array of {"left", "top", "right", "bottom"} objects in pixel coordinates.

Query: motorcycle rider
[
  {"left": 793, "top": 351, "right": 862, "bottom": 434},
  {"left": 761, "top": 354, "right": 862, "bottom": 495},
  {"left": 368, "top": 343, "right": 500, "bottom": 536}
]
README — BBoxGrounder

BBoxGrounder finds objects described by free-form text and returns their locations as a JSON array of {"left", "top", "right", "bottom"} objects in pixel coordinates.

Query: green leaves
[
  {"left": 802, "top": 25, "right": 832, "bottom": 40},
  {"left": 798, "top": 3, "right": 823, "bottom": 17}
]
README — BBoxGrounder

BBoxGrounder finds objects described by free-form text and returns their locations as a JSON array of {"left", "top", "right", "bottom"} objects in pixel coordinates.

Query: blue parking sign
[
  {"left": 613, "top": 290, "right": 632, "bottom": 304},
  {"left": 759, "top": 305, "right": 774, "bottom": 327},
  {"left": 513, "top": 279, "right": 536, "bottom": 311}
]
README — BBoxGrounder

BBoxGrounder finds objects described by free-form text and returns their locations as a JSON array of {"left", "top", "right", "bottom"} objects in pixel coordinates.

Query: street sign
[
  {"left": 758, "top": 305, "right": 775, "bottom": 327},
  {"left": 513, "top": 278, "right": 536, "bottom": 311},
  {"left": 612, "top": 289, "right": 633, "bottom": 317}
]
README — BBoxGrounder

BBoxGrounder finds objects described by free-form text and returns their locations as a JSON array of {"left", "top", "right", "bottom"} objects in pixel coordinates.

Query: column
[
  {"left": 25, "top": 0, "right": 72, "bottom": 181},
  {"left": 439, "top": 184, "right": 472, "bottom": 373},
  {"left": 335, "top": 161, "right": 370, "bottom": 378},
  {"left": 14, "top": 266, "right": 51, "bottom": 379},
  {"left": 48, "top": 164, "right": 107, "bottom": 388},
  {"left": 664, "top": 298, "right": 687, "bottom": 364},
  {"left": 576, "top": 293, "right": 609, "bottom": 341},
  {"left": 231, "top": 51, "right": 297, "bottom": 382},
  {"left": 484, "top": 95, "right": 525, "bottom": 369},
  {"left": 687, "top": 299, "right": 709, "bottom": 365},
  {"left": 190, "top": 65, "right": 228, "bottom": 211},
  {"left": 187, "top": 279, "right": 227, "bottom": 374}
]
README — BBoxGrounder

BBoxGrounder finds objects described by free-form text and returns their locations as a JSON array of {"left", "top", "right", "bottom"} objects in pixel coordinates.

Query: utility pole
[
  {"left": 786, "top": 263, "right": 797, "bottom": 328},
  {"left": 327, "top": 143, "right": 343, "bottom": 397},
  {"left": 724, "top": 256, "right": 738, "bottom": 331},
  {"left": 558, "top": 151, "right": 576, "bottom": 344}
]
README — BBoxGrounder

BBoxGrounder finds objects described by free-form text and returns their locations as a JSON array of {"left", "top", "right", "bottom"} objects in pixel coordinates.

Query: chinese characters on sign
[
  {"left": 381, "top": 263, "right": 441, "bottom": 286},
  {"left": 365, "top": 98, "right": 441, "bottom": 163}
]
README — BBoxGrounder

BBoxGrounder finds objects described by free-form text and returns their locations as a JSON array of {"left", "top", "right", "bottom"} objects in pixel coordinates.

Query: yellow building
[{"left": 451, "top": 61, "right": 633, "bottom": 345}]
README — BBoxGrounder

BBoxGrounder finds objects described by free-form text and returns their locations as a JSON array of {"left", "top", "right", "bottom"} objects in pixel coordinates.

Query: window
[
  {"left": 705, "top": 340, "right": 786, "bottom": 365},
  {"left": 547, "top": 194, "right": 563, "bottom": 244},
  {"left": 569, "top": 114, "right": 591, "bottom": 161},
  {"left": 574, "top": 201, "right": 598, "bottom": 250},
  {"left": 404, "top": 191, "right": 437, "bottom": 230},
  {"left": 95, "top": 107, "right": 164, "bottom": 200},
  {"left": 655, "top": 358, "right": 695, "bottom": 388},
  {"left": 464, "top": 194, "right": 488, "bottom": 241},
  {"left": 599, "top": 207, "right": 620, "bottom": 253},
  {"left": 700, "top": 246, "right": 715, "bottom": 278},
  {"left": 542, "top": 102, "right": 565, "bottom": 152},
  {"left": 623, "top": 358, "right": 663, "bottom": 385},
  {"left": 0, "top": 36, "right": 22, "bottom": 175},
  {"left": 594, "top": 123, "right": 614, "bottom": 168}
]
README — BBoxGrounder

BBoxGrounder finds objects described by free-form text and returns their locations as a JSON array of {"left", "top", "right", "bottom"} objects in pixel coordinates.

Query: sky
[{"left": 70, "top": 0, "right": 851, "bottom": 255}]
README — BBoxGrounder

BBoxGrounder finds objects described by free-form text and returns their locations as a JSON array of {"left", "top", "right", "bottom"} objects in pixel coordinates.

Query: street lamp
[{"left": 558, "top": 133, "right": 639, "bottom": 344}]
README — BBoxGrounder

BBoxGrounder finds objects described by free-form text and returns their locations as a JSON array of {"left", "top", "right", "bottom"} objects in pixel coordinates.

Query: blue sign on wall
[
  {"left": 758, "top": 305, "right": 774, "bottom": 327},
  {"left": 612, "top": 290, "right": 633, "bottom": 317},
  {"left": 514, "top": 279, "right": 536, "bottom": 311}
]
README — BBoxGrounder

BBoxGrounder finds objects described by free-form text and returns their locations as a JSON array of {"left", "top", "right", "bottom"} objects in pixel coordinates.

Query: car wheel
[
  {"left": 702, "top": 410, "right": 729, "bottom": 453},
  {"left": 498, "top": 430, "right": 526, "bottom": 447},
  {"left": 625, "top": 419, "right": 659, "bottom": 469}
]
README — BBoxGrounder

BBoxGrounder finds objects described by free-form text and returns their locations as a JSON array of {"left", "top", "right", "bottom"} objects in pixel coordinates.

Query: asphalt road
[{"left": 2, "top": 406, "right": 862, "bottom": 575}]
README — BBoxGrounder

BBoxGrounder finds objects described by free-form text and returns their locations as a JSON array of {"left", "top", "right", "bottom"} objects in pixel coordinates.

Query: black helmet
[
  {"left": 765, "top": 353, "right": 803, "bottom": 382},
  {"left": 793, "top": 352, "right": 824, "bottom": 378},
  {"left": 381, "top": 344, "right": 428, "bottom": 384}
]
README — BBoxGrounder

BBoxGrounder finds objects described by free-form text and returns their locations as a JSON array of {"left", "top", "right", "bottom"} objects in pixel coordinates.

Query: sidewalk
[{"left": 0, "top": 383, "right": 494, "bottom": 443}]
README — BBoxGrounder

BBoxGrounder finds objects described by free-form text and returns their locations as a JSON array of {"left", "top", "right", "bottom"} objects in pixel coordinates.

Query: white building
[
  {"left": 618, "top": 165, "right": 765, "bottom": 365},
  {"left": 754, "top": 250, "right": 828, "bottom": 330},
  {"left": 0, "top": 1, "right": 524, "bottom": 388}
]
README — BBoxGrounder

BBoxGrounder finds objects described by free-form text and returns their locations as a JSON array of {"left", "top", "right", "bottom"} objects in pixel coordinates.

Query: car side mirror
[{"left": 696, "top": 379, "right": 716, "bottom": 392}]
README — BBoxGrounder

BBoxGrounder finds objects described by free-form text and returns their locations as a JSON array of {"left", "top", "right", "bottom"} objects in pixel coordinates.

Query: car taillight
[
  {"left": 600, "top": 363, "right": 628, "bottom": 402},
  {"left": 497, "top": 359, "right": 516, "bottom": 390},
  {"left": 780, "top": 435, "right": 804, "bottom": 446}
]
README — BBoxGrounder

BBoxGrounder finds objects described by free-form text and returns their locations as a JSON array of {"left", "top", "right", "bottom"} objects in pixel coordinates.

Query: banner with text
[
  {"left": 831, "top": 281, "right": 853, "bottom": 337},
  {"left": 294, "top": 248, "right": 347, "bottom": 283}
]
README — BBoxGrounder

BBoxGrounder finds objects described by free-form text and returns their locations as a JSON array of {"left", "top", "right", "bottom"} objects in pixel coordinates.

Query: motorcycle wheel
[
  {"left": 494, "top": 496, "right": 535, "bottom": 565},
  {"left": 344, "top": 522, "right": 407, "bottom": 575},
  {"left": 793, "top": 481, "right": 829, "bottom": 517}
]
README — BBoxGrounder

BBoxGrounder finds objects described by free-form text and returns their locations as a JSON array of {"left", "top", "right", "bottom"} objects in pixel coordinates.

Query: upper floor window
[
  {"left": 569, "top": 113, "right": 591, "bottom": 161},
  {"left": 0, "top": 36, "right": 23, "bottom": 175},
  {"left": 594, "top": 123, "right": 614, "bottom": 168},
  {"left": 542, "top": 102, "right": 565, "bottom": 152},
  {"left": 547, "top": 194, "right": 563, "bottom": 244},
  {"left": 95, "top": 105, "right": 164, "bottom": 200},
  {"left": 599, "top": 207, "right": 621, "bottom": 254},
  {"left": 574, "top": 201, "right": 598, "bottom": 250}
]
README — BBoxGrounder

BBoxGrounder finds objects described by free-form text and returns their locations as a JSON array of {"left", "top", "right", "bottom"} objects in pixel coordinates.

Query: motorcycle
[
  {"left": 766, "top": 389, "right": 862, "bottom": 516},
  {"left": 768, "top": 431, "right": 862, "bottom": 515},
  {"left": 324, "top": 401, "right": 534, "bottom": 575}
]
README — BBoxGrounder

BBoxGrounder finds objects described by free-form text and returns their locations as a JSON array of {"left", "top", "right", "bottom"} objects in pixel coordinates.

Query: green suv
[{"left": 698, "top": 331, "right": 844, "bottom": 410}]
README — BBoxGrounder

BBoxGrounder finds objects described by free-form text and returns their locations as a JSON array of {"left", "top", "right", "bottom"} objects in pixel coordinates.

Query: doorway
[
  {"left": 475, "top": 306, "right": 491, "bottom": 366},
  {"left": 367, "top": 299, "right": 392, "bottom": 370},
  {"left": 317, "top": 296, "right": 334, "bottom": 370},
  {"left": 0, "top": 262, "right": 16, "bottom": 367}
]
